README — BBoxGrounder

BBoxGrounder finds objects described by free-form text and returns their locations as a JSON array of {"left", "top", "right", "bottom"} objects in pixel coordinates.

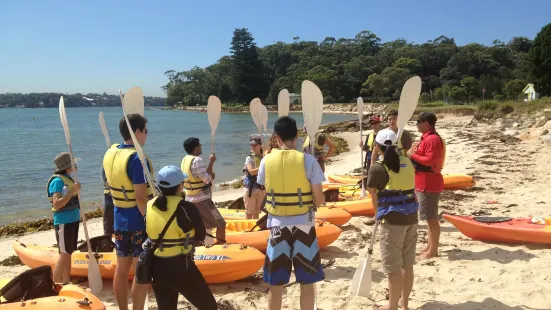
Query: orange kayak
[
  {"left": 218, "top": 207, "right": 352, "bottom": 226},
  {"left": 327, "top": 198, "right": 374, "bottom": 216},
  {"left": 442, "top": 214, "right": 551, "bottom": 245},
  {"left": 12, "top": 240, "right": 264, "bottom": 284},
  {"left": 327, "top": 173, "right": 475, "bottom": 190},
  {"left": 222, "top": 220, "right": 342, "bottom": 252}
]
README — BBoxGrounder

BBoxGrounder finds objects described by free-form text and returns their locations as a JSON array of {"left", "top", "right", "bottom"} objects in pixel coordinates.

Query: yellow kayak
[{"left": 219, "top": 207, "right": 352, "bottom": 226}]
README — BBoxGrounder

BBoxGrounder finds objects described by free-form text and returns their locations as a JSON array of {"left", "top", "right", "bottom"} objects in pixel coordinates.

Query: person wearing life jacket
[
  {"left": 146, "top": 165, "right": 217, "bottom": 310},
  {"left": 100, "top": 166, "right": 115, "bottom": 236},
  {"left": 371, "top": 110, "right": 413, "bottom": 166},
  {"left": 47, "top": 152, "right": 81, "bottom": 284},
  {"left": 102, "top": 114, "right": 152, "bottom": 310},
  {"left": 265, "top": 132, "right": 279, "bottom": 155},
  {"left": 364, "top": 129, "right": 419, "bottom": 310},
  {"left": 242, "top": 135, "right": 266, "bottom": 219},
  {"left": 359, "top": 116, "right": 381, "bottom": 170},
  {"left": 181, "top": 137, "right": 226, "bottom": 244},
  {"left": 256, "top": 116, "right": 326, "bottom": 310},
  {"left": 407, "top": 111, "right": 446, "bottom": 260},
  {"left": 302, "top": 125, "right": 335, "bottom": 172}
]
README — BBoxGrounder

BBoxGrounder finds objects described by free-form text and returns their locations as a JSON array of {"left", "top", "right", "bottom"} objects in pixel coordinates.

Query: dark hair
[
  {"left": 387, "top": 110, "right": 398, "bottom": 118},
  {"left": 183, "top": 137, "right": 200, "bottom": 154},
  {"left": 153, "top": 183, "right": 180, "bottom": 211},
  {"left": 274, "top": 116, "right": 298, "bottom": 142},
  {"left": 418, "top": 111, "right": 437, "bottom": 128},
  {"left": 119, "top": 114, "right": 147, "bottom": 141},
  {"left": 378, "top": 142, "right": 401, "bottom": 173}
]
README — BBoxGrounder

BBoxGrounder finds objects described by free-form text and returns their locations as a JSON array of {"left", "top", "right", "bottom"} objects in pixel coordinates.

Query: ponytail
[
  {"left": 153, "top": 182, "right": 181, "bottom": 212},
  {"left": 379, "top": 142, "right": 401, "bottom": 173}
]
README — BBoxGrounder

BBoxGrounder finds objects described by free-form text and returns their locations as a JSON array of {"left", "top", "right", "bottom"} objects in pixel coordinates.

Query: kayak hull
[
  {"left": 223, "top": 220, "right": 342, "bottom": 252},
  {"left": 218, "top": 207, "right": 352, "bottom": 226},
  {"left": 327, "top": 174, "right": 475, "bottom": 191},
  {"left": 0, "top": 282, "right": 105, "bottom": 310},
  {"left": 442, "top": 214, "right": 551, "bottom": 245},
  {"left": 328, "top": 198, "right": 374, "bottom": 216},
  {"left": 12, "top": 241, "right": 264, "bottom": 284}
]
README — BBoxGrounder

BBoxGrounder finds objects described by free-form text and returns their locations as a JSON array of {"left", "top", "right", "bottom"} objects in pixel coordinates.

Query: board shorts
[
  {"left": 114, "top": 230, "right": 147, "bottom": 257},
  {"left": 55, "top": 221, "right": 80, "bottom": 254},
  {"left": 416, "top": 191, "right": 441, "bottom": 220},
  {"left": 379, "top": 222, "right": 418, "bottom": 273},
  {"left": 243, "top": 188, "right": 266, "bottom": 215},
  {"left": 263, "top": 225, "right": 324, "bottom": 286}
]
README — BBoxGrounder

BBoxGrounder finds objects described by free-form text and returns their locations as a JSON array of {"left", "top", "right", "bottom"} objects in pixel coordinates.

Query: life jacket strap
[{"left": 378, "top": 196, "right": 416, "bottom": 208}]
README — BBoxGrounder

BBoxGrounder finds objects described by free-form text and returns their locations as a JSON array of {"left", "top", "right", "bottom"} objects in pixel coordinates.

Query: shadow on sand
[
  {"left": 418, "top": 298, "right": 546, "bottom": 310},
  {"left": 447, "top": 247, "right": 536, "bottom": 264}
]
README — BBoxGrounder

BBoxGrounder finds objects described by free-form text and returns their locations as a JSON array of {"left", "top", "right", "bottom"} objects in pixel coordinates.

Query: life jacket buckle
[
  {"left": 270, "top": 189, "right": 276, "bottom": 208},
  {"left": 297, "top": 188, "right": 303, "bottom": 208},
  {"left": 121, "top": 185, "right": 130, "bottom": 202}
]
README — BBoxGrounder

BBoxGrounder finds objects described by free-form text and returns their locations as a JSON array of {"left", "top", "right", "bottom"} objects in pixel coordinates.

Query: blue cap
[{"left": 157, "top": 165, "right": 188, "bottom": 188}]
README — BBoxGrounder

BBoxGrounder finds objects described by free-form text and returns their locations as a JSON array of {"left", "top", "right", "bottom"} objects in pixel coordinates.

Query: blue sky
[{"left": 1, "top": 0, "right": 550, "bottom": 97}]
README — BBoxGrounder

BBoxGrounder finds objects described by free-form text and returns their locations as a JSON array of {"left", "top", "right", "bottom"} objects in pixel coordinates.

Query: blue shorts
[
  {"left": 263, "top": 225, "right": 324, "bottom": 286},
  {"left": 114, "top": 230, "right": 147, "bottom": 257}
]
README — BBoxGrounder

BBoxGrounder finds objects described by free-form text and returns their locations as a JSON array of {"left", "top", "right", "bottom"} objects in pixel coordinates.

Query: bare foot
[
  {"left": 372, "top": 304, "right": 391, "bottom": 310},
  {"left": 400, "top": 298, "right": 409, "bottom": 310},
  {"left": 419, "top": 251, "right": 438, "bottom": 260},
  {"left": 418, "top": 244, "right": 429, "bottom": 253}
]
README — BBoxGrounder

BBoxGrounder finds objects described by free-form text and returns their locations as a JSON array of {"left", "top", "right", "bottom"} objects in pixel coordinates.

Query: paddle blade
[
  {"left": 58, "top": 97, "right": 72, "bottom": 144},
  {"left": 207, "top": 95, "right": 222, "bottom": 136},
  {"left": 122, "top": 87, "right": 145, "bottom": 116},
  {"left": 87, "top": 254, "right": 103, "bottom": 295},
  {"left": 301, "top": 80, "right": 323, "bottom": 135},
  {"left": 278, "top": 89, "right": 290, "bottom": 117},
  {"left": 349, "top": 253, "right": 373, "bottom": 297},
  {"left": 357, "top": 97, "right": 364, "bottom": 122},
  {"left": 259, "top": 104, "right": 268, "bottom": 132},
  {"left": 99, "top": 112, "right": 111, "bottom": 147},
  {"left": 250, "top": 98, "right": 262, "bottom": 130},
  {"left": 397, "top": 76, "right": 422, "bottom": 137}
]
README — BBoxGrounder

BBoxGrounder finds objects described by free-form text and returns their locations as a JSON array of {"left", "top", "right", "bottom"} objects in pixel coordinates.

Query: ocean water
[{"left": 0, "top": 107, "right": 354, "bottom": 224}]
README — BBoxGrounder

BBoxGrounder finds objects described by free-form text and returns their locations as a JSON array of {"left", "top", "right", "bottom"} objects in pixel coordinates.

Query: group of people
[
  {"left": 360, "top": 110, "right": 445, "bottom": 310},
  {"left": 46, "top": 112, "right": 336, "bottom": 310}
]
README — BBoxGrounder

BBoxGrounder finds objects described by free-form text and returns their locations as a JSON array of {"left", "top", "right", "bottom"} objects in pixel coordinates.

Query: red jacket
[{"left": 410, "top": 130, "right": 445, "bottom": 193}]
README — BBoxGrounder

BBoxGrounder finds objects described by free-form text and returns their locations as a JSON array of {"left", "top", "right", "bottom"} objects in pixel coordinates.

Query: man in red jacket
[{"left": 408, "top": 111, "right": 445, "bottom": 259}]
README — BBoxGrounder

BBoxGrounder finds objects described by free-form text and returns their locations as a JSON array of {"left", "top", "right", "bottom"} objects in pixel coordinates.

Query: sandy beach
[{"left": 1, "top": 114, "right": 550, "bottom": 309}]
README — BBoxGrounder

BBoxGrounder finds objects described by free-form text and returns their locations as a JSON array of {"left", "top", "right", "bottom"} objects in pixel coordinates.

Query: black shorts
[{"left": 54, "top": 221, "right": 80, "bottom": 254}]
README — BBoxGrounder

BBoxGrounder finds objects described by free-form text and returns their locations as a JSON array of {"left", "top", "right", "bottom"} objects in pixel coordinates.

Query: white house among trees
[{"left": 523, "top": 83, "right": 539, "bottom": 102}]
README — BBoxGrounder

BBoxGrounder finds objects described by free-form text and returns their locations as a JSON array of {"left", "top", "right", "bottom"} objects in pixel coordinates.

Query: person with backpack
[
  {"left": 146, "top": 165, "right": 217, "bottom": 310},
  {"left": 364, "top": 129, "right": 419, "bottom": 310},
  {"left": 242, "top": 135, "right": 265, "bottom": 219}
]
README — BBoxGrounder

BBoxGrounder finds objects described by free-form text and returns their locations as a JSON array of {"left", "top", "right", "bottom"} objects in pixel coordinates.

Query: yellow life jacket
[
  {"left": 181, "top": 155, "right": 209, "bottom": 196},
  {"left": 146, "top": 196, "right": 195, "bottom": 257},
  {"left": 366, "top": 131, "right": 376, "bottom": 151},
  {"left": 46, "top": 174, "right": 80, "bottom": 212},
  {"left": 375, "top": 156, "right": 417, "bottom": 220},
  {"left": 102, "top": 144, "right": 155, "bottom": 208},
  {"left": 264, "top": 149, "right": 313, "bottom": 216},
  {"left": 303, "top": 133, "right": 325, "bottom": 156}
]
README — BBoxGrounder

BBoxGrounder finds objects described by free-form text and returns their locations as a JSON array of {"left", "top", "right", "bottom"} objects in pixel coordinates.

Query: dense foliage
[
  {"left": 163, "top": 25, "right": 550, "bottom": 106},
  {"left": 529, "top": 23, "right": 551, "bottom": 96},
  {"left": 0, "top": 92, "right": 165, "bottom": 108}
]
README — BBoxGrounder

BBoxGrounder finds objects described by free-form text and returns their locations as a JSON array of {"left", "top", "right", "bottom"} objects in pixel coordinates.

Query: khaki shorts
[
  {"left": 243, "top": 188, "right": 266, "bottom": 215},
  {"left": 416, "top": 191, "right": 441, "bottom": 220},
  {"left": 380, "top": 222, "right": 418, "bottom": 273}
]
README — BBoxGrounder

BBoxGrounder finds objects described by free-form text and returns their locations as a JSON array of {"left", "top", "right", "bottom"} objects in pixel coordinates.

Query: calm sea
[{"left": 0, "top": 107, "right": 354, "bottom": 224}]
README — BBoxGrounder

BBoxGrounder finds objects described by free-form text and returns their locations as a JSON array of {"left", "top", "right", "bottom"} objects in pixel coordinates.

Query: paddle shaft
[{"left": 99, "top": 113, "right": 111, "bottom": 147}]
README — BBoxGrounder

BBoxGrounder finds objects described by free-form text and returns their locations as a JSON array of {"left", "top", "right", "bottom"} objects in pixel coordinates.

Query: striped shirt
[{"left": 184, "top": 156, "right": 212, "bottom": 203}]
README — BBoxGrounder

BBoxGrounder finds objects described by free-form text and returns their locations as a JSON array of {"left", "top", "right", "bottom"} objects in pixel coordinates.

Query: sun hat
[{"left": 375, "top": 128, "right": 398, "bottom": 146}]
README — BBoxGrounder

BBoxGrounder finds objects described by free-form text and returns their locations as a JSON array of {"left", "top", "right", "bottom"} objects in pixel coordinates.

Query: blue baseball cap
[{"left": 157, "top": 165, "right": 188, "bottom": 188}]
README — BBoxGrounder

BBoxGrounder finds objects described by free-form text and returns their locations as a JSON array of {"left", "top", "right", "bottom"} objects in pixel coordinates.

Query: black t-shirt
[{"left": 175, "top": 200, "right": 206, "bottom": 242}]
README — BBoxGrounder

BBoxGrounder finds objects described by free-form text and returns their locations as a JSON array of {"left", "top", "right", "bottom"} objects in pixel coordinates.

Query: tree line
[
  {"left": 163, "top": 23, "right": 551, "bottom": 106},
  {"left": 0, "top": 92, "right": 166, "bottom": 108}
]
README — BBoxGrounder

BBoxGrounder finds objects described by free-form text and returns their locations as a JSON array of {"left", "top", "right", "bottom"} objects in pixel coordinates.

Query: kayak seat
[
  {"left": 0, "top": 265, "right": 57, "bottom": 303},
  {"left": 228, "top": 197, "right": 245, "bottom": 210},
  {"left": 77, "top": 234, "right": 116, "bottom": 253},
  {"left": 473, "top": 216, "right": 513, "bottom": 223}
]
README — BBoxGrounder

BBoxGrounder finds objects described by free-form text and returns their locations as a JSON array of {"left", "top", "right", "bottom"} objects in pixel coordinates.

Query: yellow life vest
[
  {"left": 264, "top": 149, "right": 313, "bottom": 216},
  {"left": 303, "top": 133, "right": 325, "bottom": 156},
  {"left": 181, "top": 155, "right": 209, "bottom": 196},
  {"left": 102, "top": 144, "right": 155, "bottom": 208},
  {"left": 47, "top": 174, "right": 80, "bottom": 212},
  {"left": 375, "top": 156, "right": 417, "bottom": 219},
  {"left": 366, "top": 131, "right": 376, "bottom": 151},
  {"left": 146, "top": 196, "right": 195, "bottom": 257}
]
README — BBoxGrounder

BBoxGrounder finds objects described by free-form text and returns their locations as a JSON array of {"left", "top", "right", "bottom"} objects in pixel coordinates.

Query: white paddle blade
[
  {"left": 88, "top": 256, "right": 103, "bottom": 295},
  {"left": 250, "top": 98, "right": 262, "bottom": 130},
  {"left": 357, "top": 97, "right": 364, "bottom": 122},
  {"left": 278, "top": 89, "right": 290, "bottom": 117},
  {"left": 122, "top": 87, "right": 145, "bottom": 116},
  {"left": 207, "top": 95, "right": 222, "bottom": 136},
  {"left": 59, "top": 97, "right": 71, "bottom": 144},
  {"left": 301, "top": 80, "right": 324, "bottom": 135},
  {"left": 397, "top": 76, "right": 422, "bottom": 136},
  {"left": 99, "top": 112, "right": 111, "bottom": 147},
  {"left": 349, "top": 254, "right": 373, "bottom": 297},
  {"left": 259, "top": 104, "right": 268, "bottom": 132}
]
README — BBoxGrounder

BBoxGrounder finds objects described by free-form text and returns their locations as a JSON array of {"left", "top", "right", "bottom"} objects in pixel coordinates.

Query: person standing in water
[
  {"left": 257, "top": 116, "right": 326, "bottom": 310},
  {"left": 365, "top": 129, "right": 418, "bottom": 310},
  {"left": 102, "top": 114, "right": 153, "bottom": 310},
  {"left": 242, "top": 135, "right": 266, "bottom": 219},
  {"left": 146, "top": 165, "right": 217, "bottom": 310},
  {"left": 181, "top": 137, "right": 226, "bottom": 244},
  {"left": 302, "top": 125, "right": 336, "bottom": 173},
  {"left": 47, "top": 152, "right": 81, "bottom": 284},
  {"left": 371, "top": 110, "right": 413, "bottom": 166},
  {"left": 408, "top": 111, "right": 445, "bottom": 260}
]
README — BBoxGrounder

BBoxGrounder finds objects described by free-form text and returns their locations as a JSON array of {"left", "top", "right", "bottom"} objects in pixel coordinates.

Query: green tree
[
  {"left": 461, "top": 76, "right": 480, "bottom": 103},
  {"left": 420, "top": 92, "right": 431, "bottom": 103},
  {"left": 529, "top": 23, "right": 551, "bottom": 96},
  {"left": 503, "top": 79, "right": 525, "bottom": 101}
]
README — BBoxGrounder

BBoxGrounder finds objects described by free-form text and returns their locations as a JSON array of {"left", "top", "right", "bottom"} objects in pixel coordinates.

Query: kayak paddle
[
  {"left": 259, "top": 103, "right": 268, "bottom": 146},
  {"left": 278, "top": 89, "right": 290, "bottom": 117},
  {"left": 58, "top": 97, "right": 103, "bottom": 295},
  {"left": 99, "top": 112, "right": 111, "bottom": 147},
  {"left": 349, "top": 220, "right": 379, "bottom": 297},
  {"left": 397, "top": 76, "right": 422, "bottom": 142},
  {"left": 357, "top": 97, "right": 366, "bottom": 198},
  {"left": 207, "top": 96, "right": 222, "bottom": 154},
  {"left": 249, "top": 98, "right": 264, "bottom": 143}
]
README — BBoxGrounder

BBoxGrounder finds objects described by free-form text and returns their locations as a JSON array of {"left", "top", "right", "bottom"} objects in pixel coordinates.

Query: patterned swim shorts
[{"left": 114, "top": 230, "right": 147, "bottom": 258}]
